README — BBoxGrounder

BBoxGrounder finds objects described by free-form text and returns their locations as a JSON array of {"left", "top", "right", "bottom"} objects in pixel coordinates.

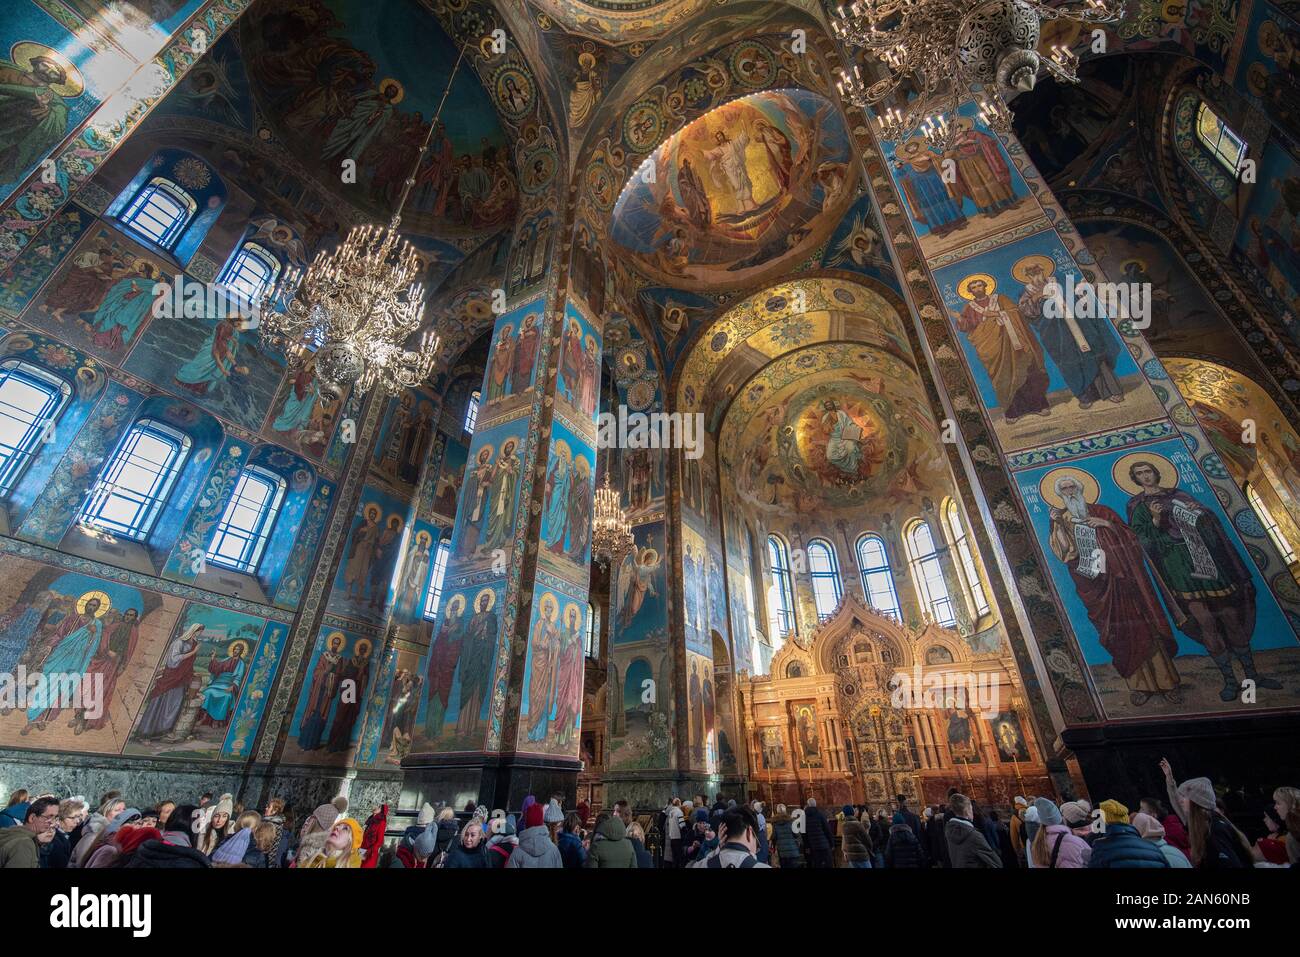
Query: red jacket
[{"left": 1162, "top": 814, "right": 1190, "bottom": 854}]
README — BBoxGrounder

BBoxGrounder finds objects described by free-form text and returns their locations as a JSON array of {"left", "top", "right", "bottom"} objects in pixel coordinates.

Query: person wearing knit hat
[
  {"left": 391, "top": 823, "right": 439, "bottom": 868},
  {"left": 1030, "top": 799, "right": 1092, "bottom": 868},
  {"left": 299, "top": 818, "right": 362, "bottom": 868},
  {"left": 485, "top": 815, "right": 518, "bottom": 868},
  {"left": 1088, "top": 800, "right": 1169, "bottom": 868},
  {"left": 211, "top": 826, "right": 253, "bottom": 866},
  {"left": 543, "top": 800, "right": 564, "bottom": 843},
  {"left": 294, "top": 802, "right": 341, "bottom": 865},
  {"left": 1132, "top": 812, "right": 1190, "bottom": 868},
  {"left": 1100, "top": 799, "right": 1129, "bottom": 825},
  {"left": 505, "top": 802, "right": 563, "bottom": 867},
  {"left": 1161, "top": 762, "right": 1253, "bottom": 868},
  {"left": 416, "top": 802, "right": 436, "bottom": 827}
]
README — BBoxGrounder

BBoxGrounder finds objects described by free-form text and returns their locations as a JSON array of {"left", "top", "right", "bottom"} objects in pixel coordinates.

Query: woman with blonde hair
[
  {"left": 626, "top": 820, "right": 654, "bottom": 868},
  {"left": 1274, "top": 786, "right": 1300, "bottom": 865}
]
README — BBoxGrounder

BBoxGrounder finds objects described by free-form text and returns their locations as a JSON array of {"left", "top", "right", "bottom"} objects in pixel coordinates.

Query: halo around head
[
  {"left": 77, "top": 591, "right": 111, "bottom": 617},
  {"left": 12, "top": 42, "right": 84, "bottom": 97},
  {"left": 1011, "top": 255, "right": 1056, "bottom": 283},
  {"left": 1038, "top": 466, "right": 1101, "bottom": 509},
  {"left": 1112, "top": 451, "right": 1178, "bottom": 495},
  {"left": 957, "top": 274, "right": 996, "bottom": 300},
  {"left": 474, "top": 587, "right": 497, "bottom": 612}
]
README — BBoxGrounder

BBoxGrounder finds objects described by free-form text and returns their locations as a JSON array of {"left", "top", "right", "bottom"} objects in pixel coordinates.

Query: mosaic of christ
[
  {"left": 611, "top": 89, "right": 854, "bottom": 290},
  {"left": 793, "top": 394, "right": 887, "bottom": 490}
]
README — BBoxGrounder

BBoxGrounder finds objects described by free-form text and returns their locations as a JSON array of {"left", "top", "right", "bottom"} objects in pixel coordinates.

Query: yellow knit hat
[
  {"left": 335, "top": 817, "right": 362, "bottom": 849},
  {"left": 1100, "top": 799, "right": 1129, "bottom": 825}
]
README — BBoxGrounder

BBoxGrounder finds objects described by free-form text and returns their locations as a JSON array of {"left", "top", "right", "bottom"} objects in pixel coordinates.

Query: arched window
[
  {"left": 464, "top": 391, "right": 480, "bottom": 435},
  {"left": 767, "top": 535, "right": 795, "bottom": 637},
  {"left": 585, "top": 602, "right": 597, "bottom": 658},
  {"left": 219, "top": 242, "right": 281, "bottom": 302},
  {"left": 943, "top": 499, "right": 990, "bottom": 617},
  {"left": 80, "top": 418, "right": 191, "bottom": 541},
  {"left": 0, "top": 360, "right": 71, "bottom": 496},
  {"left": 905, "top": 520, "right": 956, "bottom": 627},
  {"left": 1195, "top": 101, "right": 1246, "bottom": 173},
  {"left": 422, "top": 539, "right": 452, "bottom": 620},
  {"left": 206, "top": 465, "right": 287, "bottom": 573},
  {"left": 855, "top": 533, "right": 902, "bottom": 622},
  {"left": 1246, "top": 482, "right": 1297, "bottom": 564},
  {"left": 118, "top": 177, "right": 197, "bottom": 250},
  {"left": 807, "top": 538, "right": 842, "bottom": 621}
]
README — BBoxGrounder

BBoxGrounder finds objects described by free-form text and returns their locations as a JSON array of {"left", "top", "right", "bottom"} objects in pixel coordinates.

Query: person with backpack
[
  {"left": 885, "top": 812, "right": 924, "bottom": 868},
  {"left": 1029, "top": 799, "right": 1091, "bottom": 868},
  {"left": 444, "top": 822, "right": 489, "bottom": 868},
  {"left": 770, "top": 804, "right": 802, "bottom": 868},
  {"left": 688, "top": 805, "right": 771, "bottom": 868}
]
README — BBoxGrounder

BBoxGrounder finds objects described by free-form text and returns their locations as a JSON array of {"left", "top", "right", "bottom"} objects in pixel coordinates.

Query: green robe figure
[
  {"left": 0, "top": 50, "right": 76, "bottom": 191},
  {"left": 455, "top": 593, "right": 498, "bottom": 737}
]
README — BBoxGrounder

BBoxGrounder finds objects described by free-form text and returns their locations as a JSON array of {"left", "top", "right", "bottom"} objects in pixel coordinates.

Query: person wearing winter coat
[
  {"left": 432, "top": 806, "right": 460, "bottom": 857},
  {"left": 803, "top": 799, "right": 834, "bottom": 868},
  {"left": 585, "top": 812, "right": 638, "bottom": 868},
  {"left": 687, "top": 805, "right": 771, "bottom": 868},
  {"left": 945, "top": 794, "right": 1002, "bottom": 868},
  {"left": 770, "top": 804, "right": 802, "bottom": 868},
  {"left": 1029, "top": 799, "right": 1091, "bottom": 868},
  {"left": 124, "top": 838, "right": 211, "bottom": 868},
  {"left": 992, "top": 811, "right": 1020, "bottom": 869},
  {"left": 0, "top": 797, "right": 57, "bottom": 867},
  {"left": 1132, "top": 812, "right": 1191, "bottom": 868},
  {"left": 927, "top": 806, "right": 950, "bottom": 867},
  {"left": 663, "top": 799, "right": 685, "bottom": 867},
  {"left": 1139, "top": 797, "right": 1188, "bottom": 856},
  {"left": 297, "top": 818, "right": 363, "bottom": 868},
  {"left": 0, "top": 790, "right": 28, "bottom": 828},
  {"left": 1009, "top": 796, "right": 1028, "bottom": 859},
  {"left": 1088, "top": 800, "right": 1170, "bottom": 868},
  {"left": 507, "top": 803, "right": 563, "bottom": 868},
  {"left": 444, "top": 822, "right": 490, "bottom": 868},
  {"left": 868, "top": 811, "right": 890, "bottom": 868},
  {"left": 1159, "top": 763, "right": 1252, "bottom": 869},
  {"left": 627, "top": 822, "right": 654, "bottom": 869},
  {"left": 485, "top": 816, "right": 518, "bottom": 867},
  {"left": 885, "top": 814, "right": 925, "bottom": 868},
  {"left": 840, "top": 813, "right": 873, "bottom": 867},
  {"left": 557, "top": 813, "right": 588, "bottom": 868},
  {"left": 391, "top": 823, "right": 439, "bottom": 868},
  {"left": 752, "top": 801, "right": 770, "bottom": 864}
]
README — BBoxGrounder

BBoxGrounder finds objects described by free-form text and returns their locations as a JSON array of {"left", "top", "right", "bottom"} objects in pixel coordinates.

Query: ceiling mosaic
[
  {"left": 529, "top": 0, "right": 712, "bottom": 43},
  {"left": 610, "top": 89, "right": 855, "bottom": 291}
]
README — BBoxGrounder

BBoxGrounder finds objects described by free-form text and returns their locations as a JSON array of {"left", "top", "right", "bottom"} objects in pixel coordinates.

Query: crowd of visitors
[{"left": 1, "top": 758, "right": 1294, "bottom": 870}]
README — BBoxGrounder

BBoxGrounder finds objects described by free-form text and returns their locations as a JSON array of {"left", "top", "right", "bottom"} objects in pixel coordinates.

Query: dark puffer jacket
[
  {"left": 945, "top": 818, "right": 1002, "bottom": 868},
  {"left": 123, "top": 839, "right": 212, "bottom": 869},
  {"left": 885, "top": 823, "right": 925, "bottom": 868},
  {"left": 803, "top": 806, "right": 834, "bottom": 853},
  {"left": 770, "top": 812, "right": 803, "bottom": 867},
  {"left": 1088, "top": 823, "right": 1171, "bottom": 869}
]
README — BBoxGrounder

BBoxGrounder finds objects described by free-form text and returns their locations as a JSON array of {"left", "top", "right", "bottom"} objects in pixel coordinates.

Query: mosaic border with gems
[{"left": 1006, "top": 420, "right": 1178, "bottom": 471}]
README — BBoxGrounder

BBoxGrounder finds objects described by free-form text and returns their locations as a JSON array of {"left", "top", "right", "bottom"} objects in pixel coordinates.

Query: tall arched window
[
  {"left": 0, "top": 360, "right": 71, "bottom": 496},
  {"left": 118, "top": 177, "right": 197, "bottom": 250},
  {"left": 585, "top": 602, "right": 597, "bottom": 658},
  {"left": 856, "top": 534, "right": 902, "bottom": 622},
  {"left": 905, "top": 519, "right": 956, "bottom": 627},
  {"left": 807, "top": 538, "right": 842, "bottom": 621},
  {"left": 206, "top": 465, "right": 287, "bottom": 573},
  {"left": 1246, "top": 482, "right": 1297, "bottom": 564},
  {"left": 80, "top": 418, "right": 192, "bottom": 541},
  {"left": 943, "top": 499, "right": 990, "bottom": 617},
  {"left": 767, "top": 535, "right": 795, "bottom": 637},
  {"left": 422, "top": 539, "right": 452, "bottom": 620},
  {"left": 219, "top": 241, "right": 281, "bottom": 302},
  {"left": 1195, "top": 101, "right": 1246, "bottom": 173},
  {"left": 464, "top": 391, "right": 480, "bottom": 435}
]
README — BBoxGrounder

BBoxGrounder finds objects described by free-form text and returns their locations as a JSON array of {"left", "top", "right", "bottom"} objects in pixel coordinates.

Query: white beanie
[{"left": 417, "top": 802, "right": 436, "bottom": 826}]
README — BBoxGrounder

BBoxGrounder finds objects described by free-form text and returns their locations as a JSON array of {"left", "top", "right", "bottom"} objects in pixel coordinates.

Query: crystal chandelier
[
  {"left": 591, "top": 472, "right": 634, "bottom": 565},
  {"left": 831, "top": 0, "right": 1124, "bottom": 148},
  {"left": 258, "top": 45, "right": 474, "bottom": 400}
]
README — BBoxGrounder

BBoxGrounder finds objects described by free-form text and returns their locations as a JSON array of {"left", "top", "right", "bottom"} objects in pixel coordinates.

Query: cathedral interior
[{"left": 1, "top": 0, "right": 1300, "bottom": 828}]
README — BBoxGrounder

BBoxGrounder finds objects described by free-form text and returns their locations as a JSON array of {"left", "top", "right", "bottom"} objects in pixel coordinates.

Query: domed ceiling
[
  {"left": 242, "top": 0, "right": 516, "bottom": 236},
  {"left": 610, "top": 89, "right": 856, "bottom": 291},
  {"left": 719, "top": 345, "right": 952, "bottom": 516},
  {"left": 530, "top": 0, "right": 712, "bottom": 43}
]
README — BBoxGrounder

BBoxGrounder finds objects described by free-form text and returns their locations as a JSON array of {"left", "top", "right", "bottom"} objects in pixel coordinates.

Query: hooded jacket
[
  {"left": 585, "top": 815, "right": 638, "bottom": 868},
  {"left": 557, "top": 828, "right": 587, "bottom": 868},
  {"left": 0, "top": 802, "right": 29, "bottom": 829},
  {"left": 505, "top": 825, "right": 564, "bottom": 868},
  {"left": 840, "top": 818, "right": 872, "bottom": 864},
  {"left": 885, "top": 822, "right": 924, "bottom": 868},
  {"left": 0, "top": 824, "right": 39, "bottom": 868},
  {"left": 945, "top": 817, "right": 1002, "bottom": 868}
]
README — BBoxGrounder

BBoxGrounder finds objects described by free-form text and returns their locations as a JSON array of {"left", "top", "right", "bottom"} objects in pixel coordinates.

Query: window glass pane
[
  {"left": 1195, "top": 102, "right": 1245, "bottom": 172},
  {"left": 423, "top": 540, "right": 452, "bottom": 620},
  {"left": 908, "top": 521, "right": 956, "bottom": 628},
  {"left": 80, "top": 419, "right": 190, "bottom": 541},
  {"left": 767, "top": 536, "right": 795, "bottom": 637},
  {"left": 464, "top": 392, "right": 480, "bottom": 434},
  {"left": 856, "top": 534, "right": 902, "bottom": 622},
  {"left": 807, "top": 540, "right": 841, "bottom": 621},
  {"left": 120, "top": 179, "right": 195, "bottom": 249},
  {"left": 221, "top": 243, "right": 280, "bottom": 302},
  {"left": 0, "top": 362, "right": 68, "bottom": 495},
  {"left": 945, "top": 501, "right": 990, "bottom": 617},
  {"left": 1247, "top": 483, "right": 1296, "bottom": 564},
  {"left": 207, "top": 467, "right": 285, "bottom": 573}
]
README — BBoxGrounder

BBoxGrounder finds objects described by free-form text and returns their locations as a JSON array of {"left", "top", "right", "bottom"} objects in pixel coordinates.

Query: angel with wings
[{"left": 616, "top": 544, "right": 663, "bottom": 629}]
